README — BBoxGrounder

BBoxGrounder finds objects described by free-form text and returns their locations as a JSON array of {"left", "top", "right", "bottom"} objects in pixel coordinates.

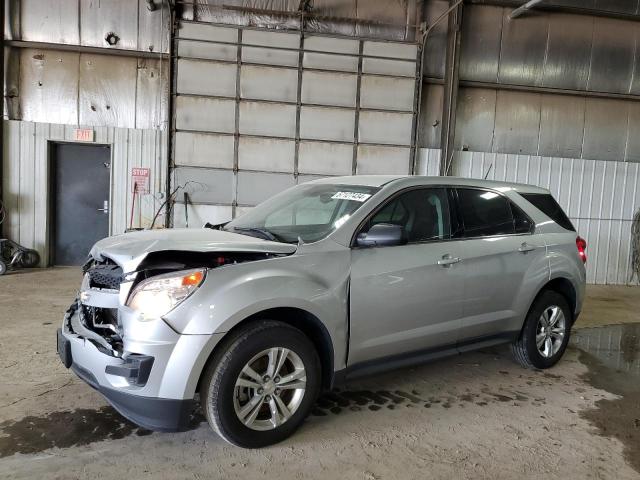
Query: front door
[
  {"left": 51, "top": 143, "right": 111, "bottom": 265},
  {"left": 349, "top": 187, "right": 465, "bottom": 365}
]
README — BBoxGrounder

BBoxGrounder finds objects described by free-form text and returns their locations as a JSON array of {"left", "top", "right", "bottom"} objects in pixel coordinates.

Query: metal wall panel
[
  {"left": 299, "top": 107, "right": 355, "bottom": 142},
  {"left": 2, "top": 120, "right": 168, "bottom": 264},
  {"left": 178, "top": 40, "right": 237, "bottom": 61},
  {"left": 588, "top": 18, "right": 636, "bottom": 94},
  {"left": 175, "top": 96, "right": 236, "bottom": 133},
  {"left": 79, "top": 54, "right": 137, "bottom": 128},
  {"left": 242, "top": 46, "right": 299, "bottom": 67},
  {"left": 173, "top": 167, "right": 234, "bottom": 204},
  {"left": 178, "top": 22, "right": 238, "bottom": 42},
  {"left": 360, "top": 75, "right": 414, "bottom": 111},
  {"left": 239, "top": 102, "right": 297, "bottom": 137},
  {"left": 19, "top": 49, "right": 79, "bottom": 125},
  {"left": 176, "top": 59, "right": 237, "bottom": 96},
  {"left": 356, "top": 146, "right": 411, "bottom": 175},
  {"left": 422, "top": 0, "right": 448, "bottom": 78},
  {"left": 415, "top": 148, "right": 441, "bottom": 176},
  {"left": 459, "top": 5, "right": 640, "bottom": 98},
  {"left": 20, "top": 0, "right": 79, "bottom": 45},
  {"left": 538, "top": 94, "right": 585, "bottom": 158},
  {"left": 298, "top": 142, "right": 353, "bottom": 175},
  {"left": 625, "top": 102, "right": 640, "bottom": 162},
  {"left": 542, "top": 14, "right": 592, "bottom": 91},
  {"left": 303, "top": 52, "right": 358, "bottom": 72},
  {"left": 174, "top": 132, "right": 235, "bottom": 168},
  {"left": 137, "top": 0, "right": 170, "bottom": 53},
  {"left": 80, "top": 0, "right": 139, "bottom": 50},
  {"left": 497, "top": 9, "right": 548, "bottom": 86},
  {"left": 358, "top": 111, "right": 413, "bottom": 146},
  {"left": 301, "top": 71, "right": 358, "bottom": 107},
  {"left": 237, "top": 172, "right": 296, "bottom": 205},
  {"left": 362, "top": 58, "right": 415, "bottom": 77},
  {"left": 240, "top": 65, "right": 298, "bottom": 102},
  {"left": 459, "top": 5, "right": 502, "bottom": 83},
  {"left": 493, "top": 91, "right": 541, "bottom": 155},
  {"left": 238, "top": 137, "right": 295, "bottom": 173},
  {"left": 453, "top": 150, "right": 640, "bottom": 285},
  {"left": 135, "top": 58, "right": 169, "bottom": 130},
  {"left": 454, "top": 88, "right": 497, "bottom": 152},
  {"left": 418, "top": 83, "right": 443, "bottom": 149},
  {"left": 583, "top": 98, "right": 629, "bottom": 161}
]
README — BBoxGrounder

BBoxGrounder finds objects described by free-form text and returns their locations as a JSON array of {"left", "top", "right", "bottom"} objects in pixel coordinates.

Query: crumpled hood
[{"left": 90, "top": 228, "right": 297, "bottom": 272}]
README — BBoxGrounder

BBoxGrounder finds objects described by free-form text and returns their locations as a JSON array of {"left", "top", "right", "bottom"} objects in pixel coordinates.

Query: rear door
[
  {"left": 453, "top": 188, "right": 548, "bottom": 346},
  {"left": 349, "top": 187, "right": 465, "bottom": 365}
]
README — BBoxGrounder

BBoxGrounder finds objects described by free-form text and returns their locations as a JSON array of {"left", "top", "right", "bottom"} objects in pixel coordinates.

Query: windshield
[{"left": 224, "top": 183, "right": 380, "bottom": 243}]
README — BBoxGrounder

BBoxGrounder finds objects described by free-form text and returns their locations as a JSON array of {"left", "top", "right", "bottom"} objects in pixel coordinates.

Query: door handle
[
  {"left": 97, "top": 200, "right": 109, "bottom": 214},
  {"left": 518, "top": 242, "right": 536, "bottom": 253},
  {"left": 437, "top": 254, "right": 461, "bottom": 267}
]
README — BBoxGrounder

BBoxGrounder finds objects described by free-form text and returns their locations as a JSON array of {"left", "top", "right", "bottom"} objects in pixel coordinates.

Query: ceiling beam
[
  {"left": 466, "top": 0, "right": 640, "bottom": 22},
  {"left": 509, "top": 0, "right": 544, "bottom": 19}
]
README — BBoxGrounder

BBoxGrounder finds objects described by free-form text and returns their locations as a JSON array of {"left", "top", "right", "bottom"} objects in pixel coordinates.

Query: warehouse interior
[{"left": 1, "top": 0, "right": 639, "bottom": 478}]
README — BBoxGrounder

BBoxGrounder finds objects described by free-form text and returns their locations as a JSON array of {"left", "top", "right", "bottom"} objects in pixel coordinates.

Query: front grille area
[{"left": 88, "top": 264, "right": 123, "bottom": 290}]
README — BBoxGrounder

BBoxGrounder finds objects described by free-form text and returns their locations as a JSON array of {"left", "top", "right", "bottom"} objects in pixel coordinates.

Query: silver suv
[{"left": 57, "top": 176, "right": 586, "bottom": 447}]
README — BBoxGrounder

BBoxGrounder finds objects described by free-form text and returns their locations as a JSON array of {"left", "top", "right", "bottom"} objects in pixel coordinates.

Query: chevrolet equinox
[{"left": 57, "top": 175, "right": 586, "bottom": 447}]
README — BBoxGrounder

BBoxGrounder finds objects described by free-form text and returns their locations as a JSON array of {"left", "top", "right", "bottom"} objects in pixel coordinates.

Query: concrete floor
[{"left": 0, "top": 268, "right": 639, "bottom": 479}]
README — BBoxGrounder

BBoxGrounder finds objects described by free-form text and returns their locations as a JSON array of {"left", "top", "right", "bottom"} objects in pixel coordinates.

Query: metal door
[{"left": 51, "top": 143, "right": 111, "bottom": 265}]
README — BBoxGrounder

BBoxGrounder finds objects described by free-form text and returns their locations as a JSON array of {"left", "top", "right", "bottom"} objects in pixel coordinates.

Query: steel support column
[{"left": 439, "top": 0, "right": 463, "bottom": 176}]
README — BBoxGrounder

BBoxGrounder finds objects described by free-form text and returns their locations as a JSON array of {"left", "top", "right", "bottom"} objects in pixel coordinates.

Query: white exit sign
[{"left": 73, "top": 128, "right": 94, "bottom": 142}]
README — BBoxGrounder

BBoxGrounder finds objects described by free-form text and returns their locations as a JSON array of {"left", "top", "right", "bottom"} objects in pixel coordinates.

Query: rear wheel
[
  {"left": 0, "top": 260, "right": 6, "bottom": 275},
  {"left": 511, "top": 290, "right": 572, "bottom": 369},
  {"left": 200, "top": 320, "right": 321, "bottom": 448}
]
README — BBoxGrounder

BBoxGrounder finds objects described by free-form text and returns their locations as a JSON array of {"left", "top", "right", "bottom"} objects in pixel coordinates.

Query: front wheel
[
  {"left": 200, "top": 320, "right": 321, "bottom": 448},
  {"left": 511, "top": 290, "right": 572, "bottom": 369}
]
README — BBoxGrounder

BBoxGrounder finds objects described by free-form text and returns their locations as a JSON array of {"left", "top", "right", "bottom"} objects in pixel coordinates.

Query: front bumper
[{"left": 57, "top": 303, "right": 223, "bottom": 431}]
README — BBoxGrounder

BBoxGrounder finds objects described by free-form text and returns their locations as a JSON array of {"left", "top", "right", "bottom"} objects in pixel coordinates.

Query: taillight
[{"left": 576, "top": 236, "right": 587, "bottom": 264}]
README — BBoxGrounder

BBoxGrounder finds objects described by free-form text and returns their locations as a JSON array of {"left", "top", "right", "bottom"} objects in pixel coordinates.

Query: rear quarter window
[{"left": 520, "top": 193, "right": 575, "bottom": 232}]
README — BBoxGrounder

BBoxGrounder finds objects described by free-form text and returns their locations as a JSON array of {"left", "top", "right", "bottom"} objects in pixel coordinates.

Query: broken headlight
[{"left": 126, "top": 269, "right": 206, "bottom": 320}]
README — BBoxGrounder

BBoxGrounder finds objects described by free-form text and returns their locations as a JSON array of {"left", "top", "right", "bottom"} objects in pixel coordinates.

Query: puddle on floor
[
  {"left": 0, "top": 406, "right": 204, "bottom": 458},
  {"left": 572, "top": 323, "right": 640, "bottom": 474}
]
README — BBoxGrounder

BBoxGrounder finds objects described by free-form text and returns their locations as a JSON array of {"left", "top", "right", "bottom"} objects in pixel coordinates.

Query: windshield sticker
[{"left": 331, "top": 192, "right": 372, "bottom": 202}]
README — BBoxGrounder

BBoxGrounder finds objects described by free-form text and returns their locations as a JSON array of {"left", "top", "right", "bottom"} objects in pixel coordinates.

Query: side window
[
  {"left": 457, "top": 188, "right": 515, "bottom": 238},
  {"left": 365, "top": 188, "right": 451, "bottom": 243},
  {"left": 511, "top": 202, "right": 534, "bottom": 234}
]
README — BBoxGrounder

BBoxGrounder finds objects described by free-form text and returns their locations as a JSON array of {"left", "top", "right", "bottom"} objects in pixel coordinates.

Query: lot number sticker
[{"left": 331, "top": 192, "right": 372, "bottom": 202}]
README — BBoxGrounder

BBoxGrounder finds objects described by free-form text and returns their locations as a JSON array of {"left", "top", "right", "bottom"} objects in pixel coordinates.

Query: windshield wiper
[{"left": 231, "top": 227, "right": 282, "bottom": 242}]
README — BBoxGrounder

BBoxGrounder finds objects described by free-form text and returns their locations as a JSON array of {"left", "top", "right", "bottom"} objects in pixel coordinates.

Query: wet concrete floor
[{"left": 1, "top": 323, "right": 639, "bottom": 476}]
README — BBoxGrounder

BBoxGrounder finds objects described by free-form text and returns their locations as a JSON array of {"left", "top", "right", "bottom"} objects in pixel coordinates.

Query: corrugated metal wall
[
  {"left": 2, "top": 120, "right": 168, "bottom": 265},
  {"left": 453, "top": 150, "right": 640, "bottom": 285}
]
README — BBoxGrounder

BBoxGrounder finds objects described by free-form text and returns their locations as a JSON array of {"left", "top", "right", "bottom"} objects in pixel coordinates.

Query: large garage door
[{"left": 171, "top": 20, "right": 420, "bottom": 226}]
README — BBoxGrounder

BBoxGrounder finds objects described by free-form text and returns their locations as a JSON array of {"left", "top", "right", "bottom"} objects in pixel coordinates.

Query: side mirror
[{"left": 356, "top": 223, "right": 407, "bottom": 248}]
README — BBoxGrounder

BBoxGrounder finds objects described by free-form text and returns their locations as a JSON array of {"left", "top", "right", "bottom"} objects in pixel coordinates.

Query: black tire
[
  {"left": 19, "top": 249, "right": 40, "bottom": 268},
  {"left": 200, "top": 320, "right": 321, "bottom": 448},
  {"left": 511, "top": 290, "right": 572, "bottom": 369},
  {"left": 0, "top": 260, "right": 6, "bottom": 275}
]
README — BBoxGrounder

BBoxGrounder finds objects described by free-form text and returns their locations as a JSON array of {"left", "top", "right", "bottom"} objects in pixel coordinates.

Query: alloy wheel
[
  {"left": 536, "top": 305, "right": 566, "bottom": 358},
  {"left": 233, "top": 347, "right": 307, "bottom": 431}
]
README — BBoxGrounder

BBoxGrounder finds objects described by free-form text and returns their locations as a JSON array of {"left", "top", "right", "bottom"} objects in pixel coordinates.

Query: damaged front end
[{"left": 57, "top": 228, "right": 297, "bottom": 431}]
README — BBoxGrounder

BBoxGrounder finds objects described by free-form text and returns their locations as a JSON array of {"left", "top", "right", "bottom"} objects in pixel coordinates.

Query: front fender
[{"left": 163, "top": 250, "right": 351, "bottom": 369}]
